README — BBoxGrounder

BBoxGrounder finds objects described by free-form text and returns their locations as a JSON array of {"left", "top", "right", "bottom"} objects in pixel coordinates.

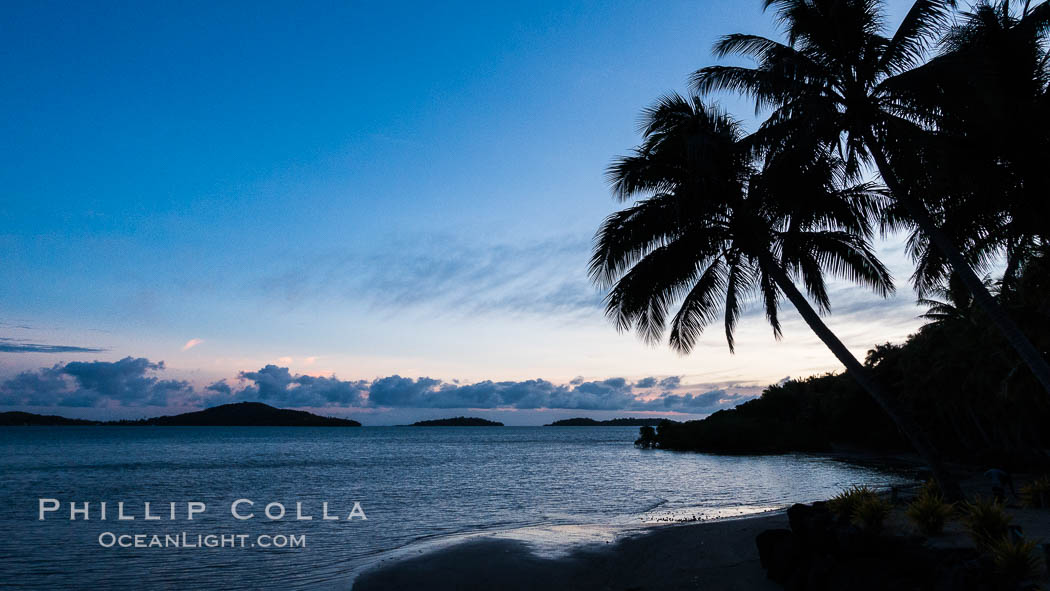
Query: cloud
[
  {"left": 1, "top": 359, "right": 759, "bottom": 414},
  {"left": 256, "top": 235, "right": 604, "bottom": 318},
  {"left": 0, "top": 321, "right": 33, "bottom": 329},
  {"left": 367, "top": 375, "right": 444, "bottom": 407},
  {"left": 556, "top": 377, "right": 637, "bottom": 410},
  {"left": 201, "top": 369, "right": 755, "bottom": 413},
  {"left": 205, "top": 380, "right": 233, "bottom": 396},
  {"left": 635, "top": 376, "right": 681, "bottom": 390},
  {"left": 0, "top": 366, "right": 74, "bottom": 406},
  {"left": 181, "top": 338, "right": 204, "bottom": 351},
  {"left": 0, "top": 357, "right": 191, "bottom": 407},
  {"left": 199, "top": 365, "right": 369, "bottom": 408},
  {"left": 0, "top": 337, "right": 104, "bottom": 354},
  {"left": 632, "top": 389, "right": 755, "bottom": 413},
  {"left": 658, "top": 376, "right": 682, "bottom": 389}
]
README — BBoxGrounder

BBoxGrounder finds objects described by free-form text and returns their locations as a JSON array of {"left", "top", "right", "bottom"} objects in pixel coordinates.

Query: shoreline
[
  {"left": 347, "top": 455, "right": 915, "bottom": 590},
  {"left": 350, "top": 508, "right": 790, "bottom": 590},
  {"left": 348, "top": 465, "right": 1050, "bottom": 590}
]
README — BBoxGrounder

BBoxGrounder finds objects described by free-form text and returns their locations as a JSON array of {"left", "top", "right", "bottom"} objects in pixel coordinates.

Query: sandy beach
[
  {"left": 352, "top": 512, "right": 788, "bottom": 591},
  {"left": 352, "top": 471, "right": 1050, "bottom": 591}
]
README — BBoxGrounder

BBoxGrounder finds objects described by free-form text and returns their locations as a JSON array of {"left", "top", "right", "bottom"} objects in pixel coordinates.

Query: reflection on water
[{"left": 0, "top": 426, "right": 909, "bottom": 589}]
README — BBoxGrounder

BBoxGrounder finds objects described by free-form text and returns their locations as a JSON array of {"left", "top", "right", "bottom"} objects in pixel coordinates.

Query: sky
[{"left": 1, "top": 0, "right": 927, "bottom": 424}]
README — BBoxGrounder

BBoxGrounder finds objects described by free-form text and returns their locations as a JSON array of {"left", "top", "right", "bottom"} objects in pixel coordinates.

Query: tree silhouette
[
  {"left": 902, "top": 1, "right": 1050, "bottom": 293},
  {"left": 591, "top": 94, "right": 956, "bottom": 494},
  {"left": 918, "top": 273, "right": 996, "bottom": 326},
  {"left": 691, "top": 0, "right": 1050, "bottom": 396}
]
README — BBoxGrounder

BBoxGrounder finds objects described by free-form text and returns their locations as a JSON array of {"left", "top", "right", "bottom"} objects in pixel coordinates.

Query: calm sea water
[{"left": 0, "top": 426, "right": 909, "bottom": 589}]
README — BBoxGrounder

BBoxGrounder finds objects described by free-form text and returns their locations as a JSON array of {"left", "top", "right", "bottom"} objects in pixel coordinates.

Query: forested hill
[
  {"left": 650, "top": 250, "right": 1050, "bottom": 470},
  {"left": 0, "top": 412, "right": 100, "bottom": 426},
  {"left": 410, "top": 417, "right": 503, "bottom": 426},
  {"left": 0, "top": 402, "right": 362, "bottom": 427},
  {"left": 545, "top": 417, "right": 670, "bottom": 427}
]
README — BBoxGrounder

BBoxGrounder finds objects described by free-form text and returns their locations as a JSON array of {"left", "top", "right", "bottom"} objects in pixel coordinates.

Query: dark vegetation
[
  {"left": 757, "top": 500, "right": 1001, "bottom": 590},
  {"left": 635, "top": 425, "right": 658, "bottom": 448},
  {"left": 410, "top": 417, "right": 504, "bottom": 427},
  {"left": 595, "top": 0, "right": 1050, "bottom": 490},
  {"left": 0, "top": 402, "right": 362, "bottom": 427},
  {"left": 544, "top": 417, "right": 670, "bottom": 427},
  {"left": 651, "top": 248, "right": 1050, "bottom": 466},
  {"left": 0, "top": 411, "right": 100, "bottom": 426}
]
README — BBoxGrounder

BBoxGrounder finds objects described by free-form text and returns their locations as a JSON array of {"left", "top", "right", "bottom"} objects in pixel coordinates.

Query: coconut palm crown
[
  {"left": 590, "top": 93, "right": 958, "bottom": 494},
  {"left": 903, "top": 1, "right": 1050, "bottom": 292},
  {"left": 691, "top": 0, "right": 1050, "bottom": 395},
  {"left": 590, "top": 93, "right": 889, "bottom": 353}
]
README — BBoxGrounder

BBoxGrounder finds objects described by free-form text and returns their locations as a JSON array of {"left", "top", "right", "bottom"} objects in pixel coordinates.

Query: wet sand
[
  {"left": 352, "top": 512, "right": 786, "bottom": 591},
  {"left": 351, "top": 467, "right": 1050, "bottom": 590}
]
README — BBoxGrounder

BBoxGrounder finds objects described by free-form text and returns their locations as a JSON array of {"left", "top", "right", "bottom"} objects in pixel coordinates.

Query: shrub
[
  {"left": 907, "top": 481, "right": 954, "bottom": 536},
  {"left": 852, "top": 495, "right": 892, "bottom": 533},
  {"left": 1020, "top": 476, "right": 1050, "bottom": 509},
  {"left": 989, "top": 537, "right": 1042, "bottom": 584},
  {"left": 964, "top": 496, "right": 1012, "bottom": 549},
  {"left": 828, "top": 485, "right": 879, "bottom": 521},
  {"left": 635, "top": 426, "right": 657, "bottom": 448}
]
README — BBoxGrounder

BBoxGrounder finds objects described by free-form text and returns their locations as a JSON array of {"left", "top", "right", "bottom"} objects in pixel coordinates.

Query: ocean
[{"left": 0, "top": 426, "right": 910, "bottom": 589}]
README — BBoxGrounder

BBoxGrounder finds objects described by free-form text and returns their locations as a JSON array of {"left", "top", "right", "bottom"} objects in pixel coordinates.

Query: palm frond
[
  {"left": 602, "top": 236, "right": 715, "bottom": 345},
  {"left": 668, "top": 257, "right": 729, "bottom": 354},
  {"left": 799, "top": 249, "right": 833, "bottom": 313},
  {"left": 759, "top": 263, "right": 783, "bottom": 341},
  {"left": 880, "top": 0, "right": 957, "bottom": 75},
  {"left": 799, "top": 231, "right": 895, "bottom": 297},
  {"left": 723, "top": 255, "right": 757, "bottom": 353},
  {"left": 589, "top": 195, "right": 692, "bottom": 288}
]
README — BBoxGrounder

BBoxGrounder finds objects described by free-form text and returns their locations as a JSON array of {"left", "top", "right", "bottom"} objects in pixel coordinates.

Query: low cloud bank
[
  {"left": 0, "top": 357, "right": 191, "bottom": 407},
  {"left": 1, "top": 358, "right": 758, "bottom": 413}
]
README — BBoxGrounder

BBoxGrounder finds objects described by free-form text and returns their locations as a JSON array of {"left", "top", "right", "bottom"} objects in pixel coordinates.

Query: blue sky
[{"left": 1, "top": 0, "right": 926, "bottom": 423}]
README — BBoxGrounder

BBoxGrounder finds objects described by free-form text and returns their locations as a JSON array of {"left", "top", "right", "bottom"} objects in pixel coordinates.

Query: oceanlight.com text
[{"left": 97, "top": 532, "right": 307, "bottom": 549}]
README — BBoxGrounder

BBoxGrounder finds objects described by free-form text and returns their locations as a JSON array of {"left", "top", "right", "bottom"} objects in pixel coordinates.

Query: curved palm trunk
[
  {"left": 757, "top": 254, "right": 961, "bottom": 499},
  {"left": 864, "top": 132, "right": 1050, "bottom": 396}
]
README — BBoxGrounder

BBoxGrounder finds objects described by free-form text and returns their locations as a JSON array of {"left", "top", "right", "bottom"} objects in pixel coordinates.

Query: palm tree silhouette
[
  {"left": 591, "top": 94, "right": 956, "bottom": 493},
  {"left": 691, "top": 0, "right": 1050, "bottom": 395},
  {"left": 904, "top": 1, "right": 1050, "bottom": 293},
  {"left": 918, "top": 273, "right": 996, "bottom": 326}
]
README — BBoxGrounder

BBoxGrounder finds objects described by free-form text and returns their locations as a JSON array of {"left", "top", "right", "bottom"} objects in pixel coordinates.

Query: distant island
[
  {"left": 0, "top": 402, "right": 361, "bottom": 427},
  {"left": 410, "top": 417, "right": 503, "bottom": 427},
  {"left": 544, "top": 417, "right": 672, "bottom": 427},
  {"left": 0, "top": 412, "right": 100, "bottom": 426}
]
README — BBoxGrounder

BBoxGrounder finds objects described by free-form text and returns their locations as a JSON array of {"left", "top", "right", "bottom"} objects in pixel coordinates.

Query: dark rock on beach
[
  {"left": 756, "top": 529, "right": 798, "bottom": 584},
  {"left": 756, "top": 502, "right": 994, "bottom": 590}
]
